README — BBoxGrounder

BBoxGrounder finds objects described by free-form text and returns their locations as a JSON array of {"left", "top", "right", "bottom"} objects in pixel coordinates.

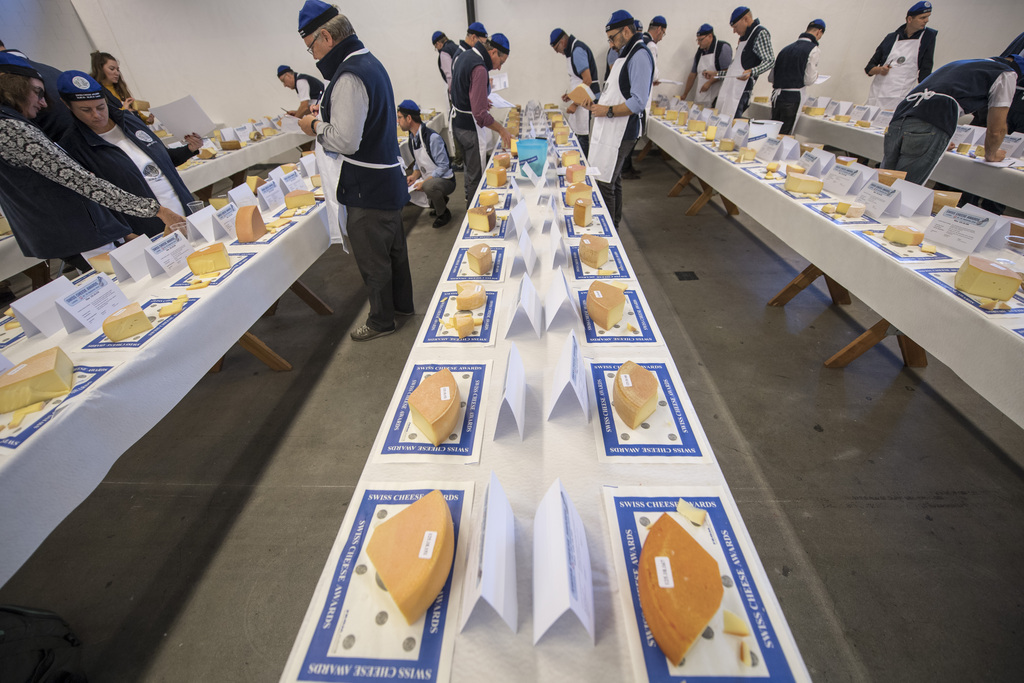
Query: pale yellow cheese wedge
[
  {"left": 686, "top": 119, "right": 707, "bottom": 132},
  {"left": 565, "top": 183, "right": 590, "bottom": 207},
  {"left": 486, "top": 166, "right": 507, "bottom": 187},
  {"left": 855, "top": 119, "right": 871, "bottom": 128},
  {"left": 739, "top": 147, "right": 757, "bottom": 162},
  {"left": 209, "top": 196, "right": 230, "bottom": 210},
  {"left": 455, "top": 281, "right": 486, "bottom": 310},
  {"left": 676, "top": 498, "right": 707, "bottom": 526},
  {"left": 561, "top": 150, "right": 581, "bottom": 167},
  {"left": 723, "top": 609, "right": 751, "bottom": 636},
  {"left": 493, "top": 153, "right": 511, "bottom": 169},
  {"left": 784, "top": 172, "right": 823, "bottom": 195},
  {"left": 102, "top": 303, "right": 153, "bottom": 342},
  {"left": 0, "top": 347, "right": 74, "bottom": 414},
  {"left": 578, "top": 235, "right": 609, "bottom": 269},
  {"left": 665, "top": 109, "right": 679, "bottom": 121},
  {"left": 466, "top": 244, "right": 493, "bottom": 275},
  {"left": 187, "top": 242, "right": 230, "bottom": 275},
  {"left": 4, "top": 320, "right": 20, "bottom": 331},
  {"left": 932, "top": 190, "right": 961, "bottom": 215},
  {"left": 786, "top": 163, "right": 807, "bottom": 176},
  {"left": 310, "top": 174, "right": 322, "bottom": 188},
  {"left": 954, "top": 255, "right": 1022, "bottom": 301},
  {"left": 219, "top": 139, "right": 241, "bottom": 150},
  {"left": 835, "top": 155, "right": 856, "bottom": 166},
  {"left": 765, "top": 162, "right": 779, "bottom": 172},
  {"left": 703, "top": 125, "right": 717, "bottom": 141},
  {"left": 88, "top": 252, "right": 115, "bottom": 275},
  {"left": 245, "top": 176, "right": 265, "bottom": 192},
  {"left": 836, "top": 202, "right": 866, "bottom": 217},
  {"left": 586, "top": 280, "right": 625, "bottom": 330},
  {"left": 198, "top": 148, "right": 217, "bottom": 160},
  {"left": 833, "top": 115, "right": 851, "bottom": 123},
  {"left": 453, "top": 312, "right": 475, "bottom": 338},
  {"left": 555, "top": 131, "right": 569, "bottom": 145},
  {"left": 718, "top": 138, "right": 735, "bottom": 152},
  {"left": 407, "top": 369, "right": 460, "bottom": 447},
  {"left": 478, "top": 190, "right": 500, "bottom": 207},
  {"left": 614, "top": 361, "right": 658, "bottom": 429},
  {"left": 284, "top": 190, "right": 315, "bottom": 209},
  {"left": 920, "top": 244, "right": 936, "bottom": 254},
  {"left": 741, "top": 641, "right": 754, "bottom": 666},
  {"left": 883, "top": 225, "right": 924, "bottom": 246},
  {"left": 876, "top": 169, "right": 906, "bottom": 187}
]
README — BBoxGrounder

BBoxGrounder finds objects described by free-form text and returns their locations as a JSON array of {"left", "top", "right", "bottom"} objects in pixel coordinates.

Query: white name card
[
  {"left": 186, "top": 204, "right": 218, "bottom": 243},
  {"left": 300, "top": 153, "right": 319, "bottom": 177},
  {"left": 547, "top": 329, "right": 589, "bottom": 421},
  {"left": 460, "top": 472, "right": 518, "bottom": 632},
  {"left": 925, "top": 205, "right": 998, "bottom": 253},
  {"left": 144, "top": 230, "right": 194, "bottom": 276},
  {"left": 855, "top": 181, "right": 902, "bottom": 219},
  {"left": 280, "top": 170, "right": 306, "bottom": 194},
  {"left": 257, "top": 180, "right": 285, "bottom": 211},
  {"left": 213, "top": 202, "right": 238, "bottom": 239},
  {"left": 109, "top": 235, "right": 154, "bottom": 283},
  {"left": 227, "top": 183, "right": 258, "bottom": 208},
  {"left": 891, "top": 178, "right": 934, "bottom": 217},
  {"left": 493, "top": 343, "right": 527, "bottom": 441},
  {"left": 823, "top": 162, "right": 871, "bottom": 196},
  {"left": 55, "top": 274, "right": 129, "bottom": 333},
  {"left": 873, "top": 109, "right": 895, "bottom": 130},
  {"left": 10, "top": 277, "right": 76, "bottom": 337},
  {"left": 504, "top": 273, "right": 543, "bottom": 338}
]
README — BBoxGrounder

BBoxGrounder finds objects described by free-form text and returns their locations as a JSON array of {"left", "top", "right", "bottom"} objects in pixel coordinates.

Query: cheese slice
[
  {"left": 836, "top": 202, "right": 866, "bottom": 217},
  {"left": 565, "top": 164, "right": 587, "bottom": 184},
  {"left": 784, "top": 172, "right": 823, "bottom": 195},
  {"left": 565, "top": 183, "right": 590, "bottom": 207},
  {"left": 9, "top": 400, "right": 45, "bottom": 428},
  {"left": 855, "top": 119, "right": 871, "bottom": 128},
  {"left": 263, "top": 127, "right": 278, "bottom": 136},
  {"left": 493, "top": 152, "right": 511, "bottom": 169},
  {"left": 310, "top": 174, "right": 322, "bottom": 188},
  {"left": 723, "top": 609, "right": 751, "bottom": 637},
  {"left": 573, "top": 198, "right": 593, "bottom": 227},
  {"left": 365, "top": 489, "right": 456, "bottom": 624},
  {"left": 686, "top": 119, "right": 707, "bottom": 132},
  {"left": 453, "top": 312, "right": 475, "bottom": 338},
  {"left": 245, "top": 176, "right": 265, "bottom": 192},
  {"left": 578, "top": 235, "right": 609, "bottom": 269},
  {"left": 614, "top": 360, "right": 658, "bottom": 429},
  {"left": 932, "top": 190, "right": 961, "bottom": 214},
  {"left": 466, "top": 244, "right": 493, "bottom": 275},
  {"left": 158, "top": 300, "right": 185, "bottom": 317},
  {"left": 637, "top": 513, "right": 724, "bottom": 666},
  {"left": 765, "top": 162, "right": 779, "bottom": 172},
  {"left": 786, "top": 163, "right": 806, "bottom": 176},
  {"left": 198, "top": 148, "right": 217, "bottom": 160},
  {"left": 835, "top": 155, "right": 856, "bottom": 166},
  {"left": 0, "top": 346, "right": 74, "bottom": 414},
  {"left": 4, "top": 320, "right": 20, "bottom": 330},
  {"left": 883, "top": 224, "right": 924, "bottom": 246},
  {"left": 266, "top": 217, "right": 290, "bottom": 229},
  {"left": 285, "top": 190, "right": 315, "bottom": 209},
  {"left": 486, "top": 166, "right": 507, "bottom": 187},
  {"left": 455, "top": 281, "right": 486, "bottom": 310},
  {"left": 676, "top": 498, "right": 706, "bottom": 526},
  {"left": 510, "top": 139, "right": 519, "bottom": 156},
  {"left": 833, "top": 115, "right": 851, "bottom": 123},
  {"left": 407, "top": 369, "right": 461, "bottom": 447},
  {"left": 478, "top": 190, "right": 500, "bottom": 207},
  {"left": 954, "top": 255, "right": 1022, "bottom": 301},
  {"left": 467, "top": 206, "right": 496, "bottom": 232},
  {"left": 220, "top": 139, "right": 242, "bottom": 150},
  {"left": 102, "top": 303, "right": 153, "bottom": 342},
  {"left": 876, "top": 169, "right": 906, "bottom": 187},
  {"left": 739, "top": 147, "right": 757, "bottom": 162},
  {"left": 586, "top": 280, "right": 625, "bottom": 330},
  {"left": 561, "top": 150, "right": 581, "bottom": 167},
  {"left": 88, "top": 252, "right": 115, "bottom": 275},
  {"left": 187, "top": 242, "right": 230, "bottom": 275},
  {"left": 822, "top": 204, "right": 837, "bottom": 214},
  {"left": 234, "top": 205, "right": 267, "bottom": 243},
  {"left": 718, "top": 138, "right": 735, "bottom": 152},
  {"left": 920, "top": 244, "right": 936, "bottom": 254}
]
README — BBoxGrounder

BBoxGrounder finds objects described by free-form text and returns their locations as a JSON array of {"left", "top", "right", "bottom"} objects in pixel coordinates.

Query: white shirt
[
  {"left": 295, "top": 78, "right": 311, "bottom": 102},
  {"left": 98, "top": 124, "right": 183, "bottom": 215},
  {"left": 989, "top": 70, "right": 1016, "bottom": 109}
]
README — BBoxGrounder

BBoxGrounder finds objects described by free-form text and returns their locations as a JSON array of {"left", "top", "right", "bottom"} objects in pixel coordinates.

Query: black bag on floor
[{"left": 0, "top": 605, "right": 86, "bottom": 682}]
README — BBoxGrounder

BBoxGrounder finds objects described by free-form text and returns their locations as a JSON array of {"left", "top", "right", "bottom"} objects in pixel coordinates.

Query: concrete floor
[{"left": 2, "top": 151, "right": 1023, "bottom": 682}]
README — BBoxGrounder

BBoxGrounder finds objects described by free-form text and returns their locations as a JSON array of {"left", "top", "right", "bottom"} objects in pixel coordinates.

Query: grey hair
[{"left": 322, "top": 14, "right": 355, "bottom": 42}]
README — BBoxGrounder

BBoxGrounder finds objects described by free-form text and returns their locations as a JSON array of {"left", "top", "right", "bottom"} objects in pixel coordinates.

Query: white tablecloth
[
  {"left": 648, "top": 117, "right": 1024, "bottom": 428},
  {"left": 178, "top": 132, "right": 312, "bottom": 192}
]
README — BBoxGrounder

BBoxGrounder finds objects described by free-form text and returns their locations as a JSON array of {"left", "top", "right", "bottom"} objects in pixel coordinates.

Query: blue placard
[
  {"left": 0, "top": 314, "right": 26, "bottom": 351},
  {"left": 422, "top": 291, "right": 497, "bottom": 344},
  {"left": 916, "top": 268, "right": 1024, "bottom": 314},
  {"left": 769, "top": 181, "right": 834, "bottom": 202},
  {"left": 82, "top": 297, "right": 196, "bottom": 349},
  {"left": 473, "top": 193, "right": 512, "bottom": 211},
  {"left": 170, "top": 252, "right": 256, "bottom": 287},
  {"left": 804, "top": 203, "right": 878, "bottom": 226},
  {"left": 446, "top": 247, "right": 504, "bottom": 282},
  {"left": 852, "top": 230, "right": 954, "bottom": 262},
  {"left": 381, "top": 364, "right": 486, "bottom": 457},
  {"left": 561, "top": 190, "right": 603, "bottom": 209},
  {"left": 0, "top": 365, "right": 112, "bottom": 449},
  {"left": 563, "top": 213, "right": 612, "bottom": 239},
  {"left": 461, "top": 215, "right": 508, "bottom": 240},
  {"left": 610, "top": 493, "right": 797, "bottom": 682},
  {"left": 578, "top": 290, "right": 657, "bottom": 344},
  {"left": 557, "top": 174, "right": 593, "bottom": 189},
  {"left": 591, "top": 363, "right": 701, "bottom": 458},
  {"left": 570, "top": 245, "right": 630, "bottom": 280},
  {"left": 298, "top": 487, "right": 467, "bottom": 682}
]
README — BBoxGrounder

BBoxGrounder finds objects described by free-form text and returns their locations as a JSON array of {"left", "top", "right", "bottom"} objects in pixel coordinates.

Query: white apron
[
  {"left": 565, "top": 49, "right": 590, "bottom": 136},
  {"left": 866, "top": 37, "right": 920, "bottom": 109},
  {"left": 716, "top": 34, "right": 753, "bottom": 120},
  {"left": 450, "top": 102, "right": 491, "bottom": 169},
  {"left": 694, "top": 48, "right": 723, "bottom": 106},
  {"left": 408, "top": 126, "right": 440, "bottom": 208},
  {"left": 589, "top": 52, "right": 633, "bottom": 184}
]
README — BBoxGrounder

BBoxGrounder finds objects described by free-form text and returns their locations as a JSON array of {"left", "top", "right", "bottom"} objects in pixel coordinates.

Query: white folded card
[
  {"left": 186, "top": 204, "right": 218, "bottom": 243},
  {"left": 544, "top": 270, "right": 581, "bottom": 330},
  {"left": 547, "top": 329, "right": 588, "bottom": 421},
  {"left": 213, "top": 202, "right": 238, "bottom": 240},
  {"left": 855, "top": 181, "right": 902, "bottom": 219},
  {"left": 459, "top": 471, "right": 518, "bottom": 633},
  {"left": 892, "top": 178, "right": 934, "bottom": 217},
  {"left": 11, "top": 277, "right": 76, "bottom": 337},
  {"left": 512, "top": 229, "right": 538, "bottom": 277},
  {"left": 144, "top": 230, "right": 194, "bottom": 277},
  {"left": 55, "top": 273, "right": 129, "bottom": 333},
  {"left": 504, "top": 273, "right": 543, "bottom": 338},
  {"left": 227, "top": 183, "right": 258, "bottom": 208},
  {"left": 924, "top": 204, "right": 999, "bottom": 253},
  {"left": 280, "top": 170, "right": 307, "bottom": 194},
  {"left": 493, "top": 343, "right": 527, "bottom": 441},
  {"left": 108, "top": 235, "right": 154, "bottom": 283},
  {"left": 257, "top": 180, "right": 286, "bottom": 212},
  {"left": 299, "top": 153, "right": 318, "bottom": 177}
]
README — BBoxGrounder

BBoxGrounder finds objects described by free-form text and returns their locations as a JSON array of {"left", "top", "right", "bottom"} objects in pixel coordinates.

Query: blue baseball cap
[
  {"left": 491, "top": 33, "right": 510, "bottom": 54},
  {"left": 634, "top": 19, "right": 643, "bottom": 32},
  {"left": 908, "top": 1, "right": 932, "bottom": 16},
  {"left": 550, "top": 28, "right": 566, "bottom": 46},
  {"left": 606, "top": 10, "right": 634, "bottom": 32},
  {"left": 651, "top": 16, "right": 667, "bottom": 28},
  {"left": 730, "top": 6, "right": 751, "bottom": 25},
  {"left": 809, "top": 18, "right": 826, "bottom": 31},
  {"left": 397, "top": 99, "right": 420, "bottom": 113},
  {"left": 0, "top": 51, "right": 40, "bottom": 79},
  {"left": 298, "top": 0, "right": 338, "bottom": 38},
  {"left": 57, "top": 70, "right": 103, "bottom": 101},
  {"left": 467, "top": 22, "right": 488, "bottom": 37},
  {"left": 431, "top": 31, "right": 444, "bottom": 44},
  {"left": 697, "top": 23, "right": 714, "bottom": 36},
  {"left": 277, "top": 65, "right": 292, "bottom": 77}
]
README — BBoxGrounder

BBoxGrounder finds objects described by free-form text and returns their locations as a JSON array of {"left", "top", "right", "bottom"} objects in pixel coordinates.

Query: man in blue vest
[
  {"left": 277, "top": 65, "right": 324, "bottom": 118},
  {"left": 768, "top": 19, "right": 825, "bottom": 135},
  {"left": 450, "top": 33, "right": 512, "bottom": 202},
  {"left": 704, "top": 7, "right": 774, "bottom": 120},
  {"left": 550, "top": 28, "right": 599, "bottom": 158},
  {"left": 682, "top": 24, "right": 733, "bottom": 107},
  {"left": 644, "top": 16, "right": 667, "bottom": 86},
  {"left": 882, "top": 55, "right": 1023, "bottom": 184},
  {"left": 296, "top": 1, "right": 413, "bottom": 342},
  {"left": 432, "top": 31, "right": 459, "bottom": 90},
  {"left": 454, "top": 22, "right": 489, "bottom": 61},
  {"left": 398, "top": 99, "right": 455, "bottom": 228}
]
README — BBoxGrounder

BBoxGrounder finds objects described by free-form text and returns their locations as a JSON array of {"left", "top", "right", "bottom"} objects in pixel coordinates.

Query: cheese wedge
[
  {"left": 568, "top": 83, "right": 592, "bottom": 105},
  {"left": 806, "top": 107, "right": 826, "bottom": 116},
  {"left": 455, "top": 281, "right": 486, "bottom": 310},
  {"left": 102, "top": 303, "right": 153, "bottom": 342},
  {"left": 855, "top": 119, "right": 871, "bottom": 128},
  {"left": 234, "top": 205, "right": 267, "bottom": 243},
  {"left": 833, "top": 115, "right": 851, "bottom": 123},
  {"left": 586, "top": 280, "right": 625, "bottom": 330},
  {"left": 753, "top": 95, "right": 769, "bottom": 103},
  {"left": 665, "top": 109, "right": 679, "bottom": 121},
  {"left": 835, "top": 155, "right": 856, "bottom": 166},
  {"left": 245, "top": 176, "right": 265, "bottom": 192},
  {"left": 765, "top": 162, "right": 779, "bottom": 172},
  {"left": 686, "top": 119, "right": 707, "bottom": 132},
  {"left": 555, "top": 131, "right": 569, "bottom": 145},
  {"left": 739, "top": 147, "right": 757, "bottom": 162},
  {"left": 836, "top": 201, "right": 866, "bottom": 217},
  {"left": 723, "top": 609, "right": 751, "bottom": 637},
  {"left": 883, "top": 225, "right": 924, "bottom": 246},
  {"left": 280, "top": 163, "right": 297, "bottom": 174},
  {"left": 703, "top": 125, "right": 717, "bottom": 141},
  {"left": 920, "top": 244, "right": 936, "bottom": 254},
  {"left": 566, "top": 164, "right": 587, "bottom": 184},
  {"left": 486, "top": 166, "right": 507, "bottom": 187},
  {"left": 0, "top": 346, "right": 74, "bottom": 413},
  {"left": 365, "top": 489, "right": 456, "bottom": 624},
  {"left": 718, "top": 138, "right": 735, "bottom": 152},
  {"left": 453, "top": 312, "right": 475, "bottom": 338},
  {"left": 478, "top": 190, "right": 500, "bottom": 207},
  {"left": 466, "top": 244, "right": 493, "bottom": 275},
  {"left": 262, "top": 127, "right": 278, "bottom": 136},
  {"left": 954, "top": 255, "right": 1022, "bottom": 301},
  {"left": 407, "top": 370, "right": 461, "bottom": 447},
  {"left": 198, "top": 148, "right": 217, "bottom": 160},
  {"left": 4, "top": 320, "right": 20, "bottom": 330},
  {"left": 220, "top": 139, "right": 241, "bottom": 150},
  {"left": 786, "top": 163, "right": 807, "bottom": 176},
  {"left": 822, "top": 204, "right": 837, "bottom": 214},
  {"left": 578, "top": 235, "right": 609, "bottom": 269},
  {"left": 510, "top": 139, "right": 518, "bottom": 157},
  {"left": 932, "top": 190, "right": 961, "bottom": 215},
  {"left": 561, "top": 150, "right": 581, "bottom": 167},
  {"left": 158, "top": 300, "right": 185, "bottom": 317},
  {"left": 565, "top": 183, "right": 590, "bottom": 207},
  {"left": 638, "top": 513, "right": 724, "bottom": 666},
  {"left": 493, "top": 153, "right": 511, "bottom": 169},
  {"left": 799, "top": 143, "right": 823, "bottom": 155},
  {"left": 573, "top": 197, "right": 593, "bottom": 227},
  {"left": 676, "top": 498, "right": 707, "bottom": 526},
  {"left": 310, "top": 174, "right": 322, "bottom": 188},
  {"left": 88, "top": 252, "right": 115, "bottom": 275},
  {"left": 553, "top": 123, "right": 570, "bottom": 136},
  {"left": 876, "top": 169, "right": 906, "bottom": 187},
  {"left": 187, "top": 242, "right": 230, "bottom": 275},
  {"left": 285, "top": 190, "right": 315, "bottom": 209},
  {"left": 652, "top": 106, "right": 666, "bottom": 117},
  {"left": 248, "top": 131, "right": 263, "bottom": 141},
  {"left": 613, "top": 360, "right": 658, "bottom": 429},
  {"left": 784, "top": 172, "right": 823, "bottom": 195},
  {"left": 467, "top": 206, "right": 496, "bottom": 232}
]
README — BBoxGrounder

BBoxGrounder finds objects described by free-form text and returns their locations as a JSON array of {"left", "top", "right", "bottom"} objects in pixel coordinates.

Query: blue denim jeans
[{"left": 881, "top": 117, "right": 952, "bottom": 185}]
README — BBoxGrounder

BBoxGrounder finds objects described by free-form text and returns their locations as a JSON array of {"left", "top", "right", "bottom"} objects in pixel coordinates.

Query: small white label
[
  {"left": 593, "top": 290, "right": 603, "bottom": 299},
  {"left": 419, "top": 530, "right": 437, "bottom": 559},
  {"left": 620, "top": 373, "right": 632, "bottom": 387},
  {"left": 481, "top": 246, "right": 489, "bottom": 253},
  {"left": 440, "top": 386, "right": 451, "bottom": 401},
  {"left": 655, "top": 556, "right": 674, "bottom": 588}
]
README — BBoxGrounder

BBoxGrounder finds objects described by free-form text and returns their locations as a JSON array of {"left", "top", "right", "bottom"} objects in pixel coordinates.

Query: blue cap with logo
[
  {"left": 0, "top": 52, "right": 41, "bottom": 79},
  {"left": 651, "top": 16, "right": 667, "bottom": 28},
  {"left": 550, "top": 28, "right": 566, "bottom": 46},
  {"left": 809, "top": 18, "right": 826, "bottom": 31},
  {"left": 606, "top": 10, "right": 634, "bottom": 32},
  {"left": 298, "top": 0, "right": 339, "bottom": 38},
  {"left": 57, "top": 70, "right": 104, "bottom": 101},
  {"left": 491, "top": 33, "right": 510, "bottom": 55},
  {"left": 431, "top": 31, "right": 444, "bottom": 44},
  {"left": 730, "top": 6, "right": 751, "bottom": 25},
  {"left": 277, "top": 65, "right": 292, "bottom": 77},
  {"left": 908, "top": 2, "right": 932, "bottom": 16},
  {"left": 468, "top": 22, "right": 488, "bottom": 38},
  {"left": 697, "top": 23, "right": 714, "bottom": 36}
]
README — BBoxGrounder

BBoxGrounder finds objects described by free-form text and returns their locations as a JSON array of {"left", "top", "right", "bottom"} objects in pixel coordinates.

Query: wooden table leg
[
  {"left": 767, "top": 265, "right": 824, "bottom": 307},
  {"left": 290, "top": 279, "right": 334, "bottom": 315},
  {"left": 237, "top": 332, "right": 292, "bottom": 371},
  {"left": 825, "top": 319, "right": 891, "bottom": 368},
  {"left": 668, "top": 171, "right": 695, "bottom": 197},
  {"left": 635, "top": 140, "right": 655, "bottom": 163},
  {"left": 720, "top": 195, "right": 740, "bottom": 216},
  {"left": 208, "top": 355, "right": 225, "bottom": 373},
  {"left": 228, "top": 171, "right": 246, "bottom": 189},
  {"left": 897, "top": 334, "right": 928, "bottom": 367},
  {"left": 262, "top": 300, "right": 280, "bottom": 318},
  {"left": 685, "top": 179, "right": 716, "bottom": 216},
  {"left": 823, "top": 275, "right": 851, "bottom": 305},
  {"left": 24, "top": 261, "right": 51, "bottom": 291}
]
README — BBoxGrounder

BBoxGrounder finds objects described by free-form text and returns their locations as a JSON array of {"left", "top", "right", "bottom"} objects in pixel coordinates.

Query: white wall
[{"left": 8, "top": 0, "right": 1022, "bottom": 128}]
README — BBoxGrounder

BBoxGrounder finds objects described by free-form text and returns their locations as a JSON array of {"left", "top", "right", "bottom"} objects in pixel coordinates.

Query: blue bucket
[{"left": 517, "top": 139, "right": 549, "bottom": 178}]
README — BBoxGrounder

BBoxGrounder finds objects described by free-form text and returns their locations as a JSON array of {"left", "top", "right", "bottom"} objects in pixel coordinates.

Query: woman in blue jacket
[{"left": 58, "top": 70, "right": 201, "bottom": 237}]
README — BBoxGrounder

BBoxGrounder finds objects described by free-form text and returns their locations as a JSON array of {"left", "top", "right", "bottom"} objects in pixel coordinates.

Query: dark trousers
[
  {"left": 735, "top": 88, "right": 753, "bottom": 120},
  {"left": 881, "top": 117, "right": 951, "bottom": 185},
  {"left": 771, "top": 91, "right": 802, "bottom": 135},
  {"left": 578, "top": 134, "right": 590, "bottom": 161},
  {"left": 596, "top": 136, "right": 637, "bottom": 228},
  {"left": 421, "top": 175, "right": 457, "bottom": 214},
  {"left": 346, "top": 206, "right": 414, "bottom": 331},
  {"left": 454, "top": 126, "right": 483, "bottom": 203}
]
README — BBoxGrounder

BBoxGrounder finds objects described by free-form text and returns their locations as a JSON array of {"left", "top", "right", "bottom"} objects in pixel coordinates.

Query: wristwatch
[{"left": 606, "top": 107, "right": 615, "bottom": 118}]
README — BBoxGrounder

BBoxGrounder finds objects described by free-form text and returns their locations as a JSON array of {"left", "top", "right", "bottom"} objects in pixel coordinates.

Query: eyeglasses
[
  {"left": 31, "top": 87, "right": 45, "bottom": 99},
  {"left": 606, "top": 27, "right": 625, "bottom": 44},
  {"left": 306, "top": 31, "right": 323, "bottom": 55}
]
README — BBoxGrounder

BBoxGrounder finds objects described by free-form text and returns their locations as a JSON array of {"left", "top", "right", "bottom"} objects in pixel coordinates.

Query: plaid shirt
[{"left": 716, "top": 25, "right": 775, "bottom": 79}]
